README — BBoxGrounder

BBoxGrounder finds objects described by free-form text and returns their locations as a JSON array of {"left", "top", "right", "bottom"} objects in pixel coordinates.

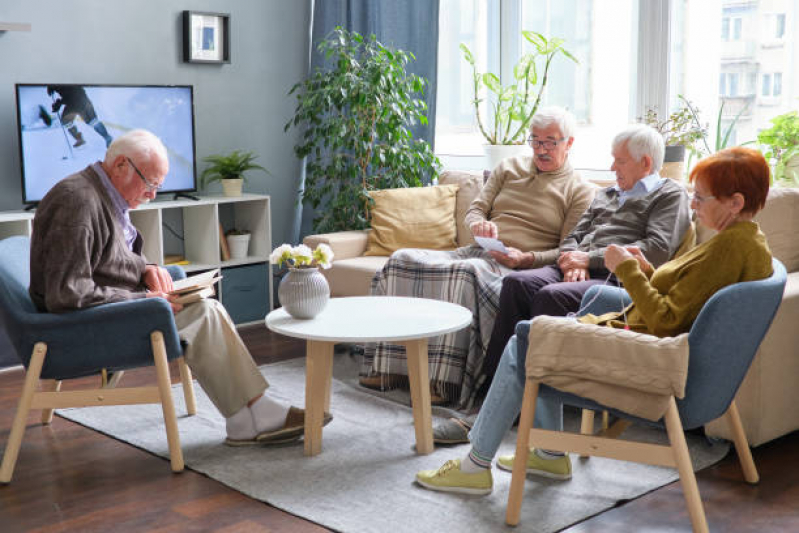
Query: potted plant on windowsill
[
  {"left": 757, "top": 110, "right": 799, "bottom": 187},
  {"left": 640, "top": 98, "right": 707, "bottom": 181},
  {"left": 200, "top": 150, "right": 270, "bottom": 197},
  {"left": 460, "top": 31, "right": 578, "bottom": 170}
]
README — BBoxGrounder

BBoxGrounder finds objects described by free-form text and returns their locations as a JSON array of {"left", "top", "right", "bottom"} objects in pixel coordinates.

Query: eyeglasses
[
  {"left": 126, "top": 156, "right": 162, "bottom": 192},
  {"left": 527, "top": 137, "right": 566, "bottom": 150},
  {"left": 691, "top": 192, "right": 716, "bottom": 204}
]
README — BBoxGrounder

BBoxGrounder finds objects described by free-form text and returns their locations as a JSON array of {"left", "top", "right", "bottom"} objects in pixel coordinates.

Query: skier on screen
[{"left": 46, "top": 85, "right": 114, "bottom": 148}]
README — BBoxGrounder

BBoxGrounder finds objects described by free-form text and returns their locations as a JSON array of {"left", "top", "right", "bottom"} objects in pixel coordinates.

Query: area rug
[{"left": 57, "top": 353, "right": 729, "bottom": 533}]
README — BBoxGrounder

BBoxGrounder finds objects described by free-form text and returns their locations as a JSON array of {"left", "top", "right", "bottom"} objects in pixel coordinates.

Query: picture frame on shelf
[{"left": 182, "top": 10, "right": 230, "bottom": 64}]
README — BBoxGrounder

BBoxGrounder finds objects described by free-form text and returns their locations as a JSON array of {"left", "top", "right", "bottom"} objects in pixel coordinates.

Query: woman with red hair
[{"left": 415, "top": 146, "right": 774, "bottom": 496}]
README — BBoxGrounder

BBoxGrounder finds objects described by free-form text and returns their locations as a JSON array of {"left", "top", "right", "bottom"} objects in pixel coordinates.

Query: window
[
  {"left": 764, "top": 13, "right": 786, "bottom": 40},
  {"left": 762, "top": 72, "right": 783, "bottom": 97},
  {"left": 762, "top": 73, "right": 772, "bottom": 97},
  {"left": 774, "top": 72, "right": 782, "bottom": 96}
]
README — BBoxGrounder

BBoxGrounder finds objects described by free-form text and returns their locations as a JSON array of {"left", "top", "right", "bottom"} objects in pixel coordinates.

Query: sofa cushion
[
  {"left": 320, "top": 256, "right": 390, "bottom": 297},
  {"left": 364, "top": 185, "right": 459, "bottom": 256},
  {"left": 439, "top": 170, "right": 484, "bottom": 247},
  {"left": 753, "top": 188, "right": 799, "bottom": 272}
]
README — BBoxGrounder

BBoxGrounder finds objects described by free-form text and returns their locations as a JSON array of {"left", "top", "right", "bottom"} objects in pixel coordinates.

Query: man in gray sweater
[
  {"left": 30, "top": 129, "right": 324, "bottom": 446},
  {"left": 436, "top": 124, "right": 692, "bottom": 444}
]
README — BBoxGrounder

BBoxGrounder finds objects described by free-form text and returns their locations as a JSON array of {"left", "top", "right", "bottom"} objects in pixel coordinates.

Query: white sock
[
  {"left": 250, "top": 394, "right": 290, "bottom": 433},
  {"left": 460, "top": 452, "right": 490, "bottom": 473},
  {"left": 226, "top": 405, "right": 256, "bottom": 440}
]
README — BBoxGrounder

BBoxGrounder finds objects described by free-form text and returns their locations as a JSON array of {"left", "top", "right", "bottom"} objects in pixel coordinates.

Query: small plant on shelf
[
  {"left": 200, "top": 150, "right": 270, "bottom": 196},
  {"left": 270, "top": 243, "right": 334, "bottom": 270}
]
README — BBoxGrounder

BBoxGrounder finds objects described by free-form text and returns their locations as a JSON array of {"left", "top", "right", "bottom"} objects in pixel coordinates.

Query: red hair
[{"left": 689, "top": 147, "right": 770, "bottom": 215}]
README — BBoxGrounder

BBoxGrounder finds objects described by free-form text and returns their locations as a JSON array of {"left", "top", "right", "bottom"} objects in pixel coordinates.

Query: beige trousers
[{"left": 174, "top": 298, "right": 268, "bottom": 417}]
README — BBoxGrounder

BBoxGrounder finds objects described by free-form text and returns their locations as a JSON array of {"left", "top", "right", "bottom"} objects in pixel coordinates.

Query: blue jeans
[{"left": 468, "top": 334, "right": 562, "bottom": 460}]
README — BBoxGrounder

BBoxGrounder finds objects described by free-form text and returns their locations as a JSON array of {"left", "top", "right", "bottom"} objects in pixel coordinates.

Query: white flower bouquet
[{"left": 270, "top": 243, "right": 334, "bottom": 269}]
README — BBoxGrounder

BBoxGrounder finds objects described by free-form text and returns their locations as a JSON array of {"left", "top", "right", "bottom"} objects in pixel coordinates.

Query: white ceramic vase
[
  {"left": 278, "top": 267, "right": 330, "bottom": 319},
  {"left": 483, "top": 144, "right": 529, "bottom": 172},
  {"left": 227, "top": 233, "right": 251, "bottom": 260}
]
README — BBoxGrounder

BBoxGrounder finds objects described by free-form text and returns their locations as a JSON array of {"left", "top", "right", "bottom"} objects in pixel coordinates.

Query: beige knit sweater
[{"left": 464, "top": 155, "right": 594, "bottom": 267}]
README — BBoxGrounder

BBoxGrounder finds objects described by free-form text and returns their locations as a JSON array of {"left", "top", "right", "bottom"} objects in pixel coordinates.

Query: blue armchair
[
  {"left": 506, "top": 259, "right": 787, "bottom": 532},
  {"left": 0, "top": 236, "right": 197, "bottom": 483}
]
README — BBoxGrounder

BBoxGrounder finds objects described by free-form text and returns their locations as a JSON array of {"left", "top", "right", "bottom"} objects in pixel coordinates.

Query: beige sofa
[
  {"left": 304, "top": 173, "right": 799, "bottom": 447},
  {"left": 303, "top": 170, "right": 484, "bottom": 297}
]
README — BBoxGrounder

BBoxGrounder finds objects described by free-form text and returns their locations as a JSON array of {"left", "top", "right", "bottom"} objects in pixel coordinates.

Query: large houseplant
[
  {"left": 285, "top": 27, "right": 440, "bottom": 233},
  {"left": 757, "top": 110, "right": 799, "bottom": 186},
  {"left": 200, "top": 150, "right": 269, "bottom": 197},
  {"left": 461, "top": 30, "right": 577, "bottom": 168}
]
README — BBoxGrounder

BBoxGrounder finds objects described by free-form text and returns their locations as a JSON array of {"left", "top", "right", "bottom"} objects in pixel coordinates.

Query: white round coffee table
[{"left": 266, "top": 296, "right": 472, "bottom": 456}]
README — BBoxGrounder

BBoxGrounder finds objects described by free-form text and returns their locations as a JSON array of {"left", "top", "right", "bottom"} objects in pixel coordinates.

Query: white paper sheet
[{"left": 474, "top": 236, "right": 509, "bottom": 254}]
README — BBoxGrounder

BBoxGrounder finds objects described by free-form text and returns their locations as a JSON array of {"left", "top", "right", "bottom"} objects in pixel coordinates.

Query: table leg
[
  {"left": 305, "top": 340, "right": 334, "bottom": 456},
  {"left": 404, "top": 338, "right": 433, "bottom": 455}
]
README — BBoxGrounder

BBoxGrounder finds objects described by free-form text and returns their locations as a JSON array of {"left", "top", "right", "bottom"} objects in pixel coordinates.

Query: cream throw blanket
[{"left": 524, "top": 316, "right": 690, "bottom": 421}]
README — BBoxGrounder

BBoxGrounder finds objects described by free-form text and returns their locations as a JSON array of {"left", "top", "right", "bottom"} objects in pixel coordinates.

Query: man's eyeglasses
[
  {"left": 527, "top": 137, "right": 566, "bottom": 150},
  {"left": 126, "top": 157, "right": 162, "bottom": 192},
  {"left": 691, "top": 192, "right": 716, "bottom": 204}
]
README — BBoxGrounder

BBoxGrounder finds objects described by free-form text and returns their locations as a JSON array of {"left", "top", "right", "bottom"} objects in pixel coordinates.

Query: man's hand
[
  {"left": 557, "top": 250, "right": 590, "bottom": 271},
  {"left": 562, "top": 267, "right": 589, "bottom": 282},
  {"left": 604, "top": 244, "right": 635, "bottom": 273},
  {"left": 624, "top": 246, "right": 653, "bottom": 274},
  {"left": 470, "top": 220, "right": 498, "bottom": 239},
  {"left": 143, "top": 264, "right": 174, "bottom": 293},
  {"left": 489, "top": 247, "right": 533, "bottom": 269},
  {"left": 146, "top": 291, "right": 184, "bottom": 315}
]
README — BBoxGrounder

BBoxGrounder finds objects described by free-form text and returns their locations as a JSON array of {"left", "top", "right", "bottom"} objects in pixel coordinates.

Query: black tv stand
[
  {"left": 23, "top": 203, "right": 38, "bottom": 212},
  {"left": 173, "top": 192, "right": 200, "bottom": 201}
]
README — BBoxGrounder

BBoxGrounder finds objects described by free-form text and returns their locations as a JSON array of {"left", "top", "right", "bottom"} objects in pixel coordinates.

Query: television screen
[{"left": 15, "top": 84, "right": 197, "bottom": 204}]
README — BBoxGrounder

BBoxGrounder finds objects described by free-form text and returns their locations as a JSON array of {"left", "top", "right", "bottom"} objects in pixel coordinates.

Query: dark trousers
[{"left": 479, "top": 265, "right": 614, "bottom": 395}]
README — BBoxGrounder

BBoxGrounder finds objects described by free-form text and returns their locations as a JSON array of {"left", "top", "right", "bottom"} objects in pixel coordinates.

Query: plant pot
[
  {"left": 221, "top": 178, "right": 244, "bottom": 197},
  {"left": 483, "top": 144, "right": 529, "bottom": 172},
  {"left": 661, "top": 145, "right": 686, "bottom": 181},
  {"left": 227, "top": 233, "right": 251, "bottom": 260},
  {"left": 278, "top": 267, "right": 330, "bottom": 319}
]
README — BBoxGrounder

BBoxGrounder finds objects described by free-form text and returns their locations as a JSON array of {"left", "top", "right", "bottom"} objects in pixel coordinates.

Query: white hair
[
  {"left": 613, "top": 124, "right": 665, "bottom": 172},
  {"left": 530, "top": 106, "right": 577, "bottom": 139},
  {"left": 105, "top": 129, "right": 168, "bottom": 165}
]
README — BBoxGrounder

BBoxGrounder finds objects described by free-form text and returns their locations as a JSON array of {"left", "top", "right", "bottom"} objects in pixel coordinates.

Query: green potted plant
[
  {"left": 757, "top": 110, "right": 799, "bottom": 186},
  {"left": 460, "top": 31, "right": 578, "bottom": 169},
  {"left": 200, "top": 150, "right": 269, "bottom": 197},
  {"left": 639, "top": 97, "right": 707, "bottom": 180},
  {"left": 285, "top": 27, "right": 440, "bottom": 233}
]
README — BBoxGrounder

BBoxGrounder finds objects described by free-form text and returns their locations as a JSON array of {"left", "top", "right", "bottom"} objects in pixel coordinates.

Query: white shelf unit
[{"left": 0, "top": 194, "right": 272, "bottom": 326}]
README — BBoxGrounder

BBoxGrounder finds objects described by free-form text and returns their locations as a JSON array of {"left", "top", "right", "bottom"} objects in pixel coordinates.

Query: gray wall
[{"left": 0, "top": 0, "right": 312, "bottom": 366}]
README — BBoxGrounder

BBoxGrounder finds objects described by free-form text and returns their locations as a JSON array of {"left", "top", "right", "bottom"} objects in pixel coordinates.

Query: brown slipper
[{"left": 255, "top": 406, "right": 333, "bottom": 444}]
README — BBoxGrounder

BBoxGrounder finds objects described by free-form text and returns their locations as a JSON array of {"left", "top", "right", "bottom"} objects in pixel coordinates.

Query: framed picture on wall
[{"left": 182, "top": 11, "right": 230, "bottom": 64}]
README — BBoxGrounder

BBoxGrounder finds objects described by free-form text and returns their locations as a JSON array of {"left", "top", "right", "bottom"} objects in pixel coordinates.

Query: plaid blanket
[{"left": 361, "top": 245, "right": 512, "bottom": 409}]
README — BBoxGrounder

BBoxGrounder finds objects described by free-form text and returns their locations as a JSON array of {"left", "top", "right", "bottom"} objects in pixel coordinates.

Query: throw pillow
[{"left": 364, "top": 185, "right": 459, "bottom": 256}]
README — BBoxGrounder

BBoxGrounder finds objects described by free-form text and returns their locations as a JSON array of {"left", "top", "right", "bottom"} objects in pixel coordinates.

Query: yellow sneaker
[
  {"left": 497, "top": 449, "right": 572, "bottom": 480},
  {"left": 415, "top": 459, "right": 493, "bottom": 495}
]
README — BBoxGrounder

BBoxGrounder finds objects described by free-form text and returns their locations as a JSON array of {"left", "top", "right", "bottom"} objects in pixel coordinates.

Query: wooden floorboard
[{"left": 1, "top": 324, "right": 798, "bottom": 532}]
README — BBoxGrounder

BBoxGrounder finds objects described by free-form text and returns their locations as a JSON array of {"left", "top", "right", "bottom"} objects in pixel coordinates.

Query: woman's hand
[
  {"left": 470, "top": 220, "right": 498, "bottom": 239},
  {"left": 489, "top": 247, "right": 533, "bottom": 269},
  {"left": 604, "top": 244, "right": 634, "bottom": 273},
  {"left": 624, "top": 246, "right": 654, "bottom": 274},
  {"left": 146, "top": 291, "right": 184, "bottom": 315}
]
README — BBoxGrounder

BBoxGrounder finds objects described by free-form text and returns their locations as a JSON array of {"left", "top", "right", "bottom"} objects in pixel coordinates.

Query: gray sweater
[
  {"left": 29, "top": 166, "right": 148, "bottom": 312},
  {"left": 560, "top": 178, "right": 692, "bottom": 271}
]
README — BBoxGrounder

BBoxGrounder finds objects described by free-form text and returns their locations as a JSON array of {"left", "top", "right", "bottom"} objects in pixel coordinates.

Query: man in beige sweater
[{"left": 30, "top": 129, "right": 328, "bottom": 447}]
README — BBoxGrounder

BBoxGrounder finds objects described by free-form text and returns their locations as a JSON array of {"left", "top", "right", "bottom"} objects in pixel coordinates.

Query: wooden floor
[{"left": 1, "top": 325, "right": 798, "bottom": 532}]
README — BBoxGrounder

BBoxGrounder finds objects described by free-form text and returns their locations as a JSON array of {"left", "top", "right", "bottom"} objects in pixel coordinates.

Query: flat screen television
[{"left": 15, "top": 84, "right": 197, "bottom": 204}]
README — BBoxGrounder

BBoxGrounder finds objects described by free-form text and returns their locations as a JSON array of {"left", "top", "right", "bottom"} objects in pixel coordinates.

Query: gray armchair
[{"left": 0, "top": 236, "right": 196, "bottom": 483}]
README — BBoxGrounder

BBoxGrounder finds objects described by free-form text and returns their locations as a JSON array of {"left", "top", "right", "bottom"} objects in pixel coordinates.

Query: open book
[{"left": 169, "top": 268, "right": 222, "bottom": 305}]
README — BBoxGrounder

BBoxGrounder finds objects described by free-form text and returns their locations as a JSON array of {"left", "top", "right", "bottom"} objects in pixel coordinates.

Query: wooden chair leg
[
  {"left": 725, "top": 400, "right": 759, "bottom": 484},
  {"left": 579, "top": 409, "right": 595, "bottom": 458},
  {"left": 1, "top": 343, "right": 47, "bottom": 484},
  {"left": 506, "top": 381, "right": 540, "bottom": 526},
  {"left": 151, "top": 331, "right": 184, "bottom": 473},
  {"left": 40, "top": 379, "right": 62, "bottom": 424},
  {"left": 663, "top": 397, "right": 709, "bottom": 533},
  {"left": 178, "top": 357, "right": 197, "bottom": 416}
]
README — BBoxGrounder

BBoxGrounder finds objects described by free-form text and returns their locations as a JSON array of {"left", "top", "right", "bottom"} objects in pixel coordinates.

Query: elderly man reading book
[{"left": 29, "top": 129, "right": 329, "bottom": 447}]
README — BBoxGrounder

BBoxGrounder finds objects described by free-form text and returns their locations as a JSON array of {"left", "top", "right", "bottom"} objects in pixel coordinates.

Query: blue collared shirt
[
  {"left": 613, "top": 172, "right": 666, "bottom": 206},
  {"left": 93, "top": 161, "right": 138, "bottom": 251}
]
